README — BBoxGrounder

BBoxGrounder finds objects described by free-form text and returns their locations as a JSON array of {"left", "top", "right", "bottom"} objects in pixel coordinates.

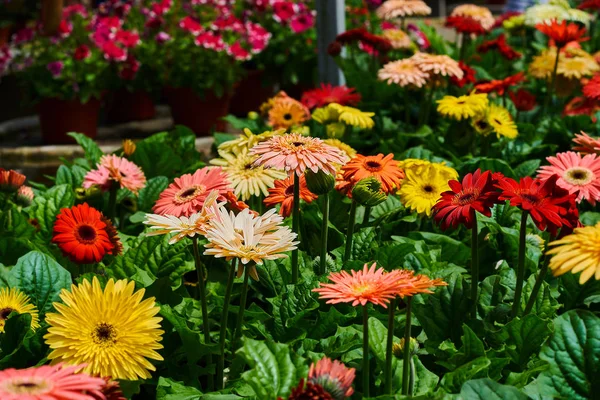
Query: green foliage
[{"left": 461, "top": 378, "right": 529, "bottom": 399}]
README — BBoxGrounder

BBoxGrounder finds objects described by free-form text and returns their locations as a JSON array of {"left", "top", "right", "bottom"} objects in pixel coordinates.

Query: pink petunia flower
[
  {"left": 290, "top": 12, "right": 315, "bottom": 33},
  {"left": 273, "top": 1, "right": 297, "bottom": 23}
]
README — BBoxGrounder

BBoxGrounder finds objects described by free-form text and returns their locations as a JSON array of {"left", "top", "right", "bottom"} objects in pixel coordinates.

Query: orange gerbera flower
[
  {"left": 264, "top": 175, "right": 318, "bottom": 217},
  {"left": 267, "top": 92, "right": 311, "bottom": 129},
  {"left": 405, "top": 274, "right": 448, "bottom": 296},
  {"left": 536, "top": 20, "right": 587, "bottom": 49},
  {"left": 0, "top": 168, "right": 25, "bottom": 192},
  {"left": 337, "top": 153, "right": 404, "bottom": 195}
]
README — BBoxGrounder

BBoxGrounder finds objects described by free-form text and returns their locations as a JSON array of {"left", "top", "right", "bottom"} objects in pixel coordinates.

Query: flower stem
[
  {"left": 233, "top": 265, "right": 250, "bottom": 347},
  {"left": 344, "top": 200, "right": 358, "bottom": 263},
  {"left": 319, "top": 192, "right": 329, "bottom": 275},
  {"left": 292, "top": 173, "right": 300, "bottom": 284},
  {"left": 404, "top": 89, "right": 410, "bottom": 124},
  {"left": 512, "top": 211, "right": 529, "bottom": 318},
  {"left": 409, "top": 357, "right": 415, "bottom": 395},
  {"left": 523, "top": 256, "right": 549, "bottom": 316},
  {"left": 362, "top": 205, "right": 371, "bottom": 225},
  {"left": 191, "top": 237, "right": 214, "bottom": 392},
  {"left": 107, "top": 185, "right": 118, "bottom": 222},
  {"left": 470, "top": 211, "right": 479, "bottom": 318},
  {"left": 402, "top": 297, "right": 413, "bottom": 396},
  {"left": 384, "top": 298, "right": 396, "bottom": 394},
  {"left": 217, "top": 258, "right": 237, "bottom": 390},
  {"left": 362, "top": 305, "right": 370, "bottom": 398},
  {"left": 544, "top": 50, "right": 560, "bottom": 114}
]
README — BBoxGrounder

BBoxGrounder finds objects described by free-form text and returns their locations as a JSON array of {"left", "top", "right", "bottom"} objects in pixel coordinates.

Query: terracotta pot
[
  {"left": 38, "top": 97, "right": 101, "bottom": 144},
  {"left": 105, "top": 89, "right": 156, "bottom": 124},
  {"left": 164, "top": 87, "right": 231, "bottom": 136},
  {"left": 229, "top": 70, "right": 275, "bottom": 117}
]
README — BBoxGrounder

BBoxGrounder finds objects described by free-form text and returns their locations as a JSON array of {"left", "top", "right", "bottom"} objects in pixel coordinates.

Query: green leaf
[
  {"left": 408, "top": 232, "right": 470, "bottom": 266},
  {"left": 376, "top": 243, "right": 415, "bottom": 270},
  {"left": 460, "top": 378, "right": 529, "bottom": 399},
  {"left": 27, "top": 184, "right": 75, "bottom": 238},
  {"left": 350, "top": 227, "right": 377, "bottom": 261},
  {"left": 535, "top": 310, "right": 600, "bottom": 400},
  {"left": 238, "top": 338, "right": 308, "bottom": 400},
  {"left": 266, "top": 282, "right": 319, "bottom": 342},
  {"left": 579, "top": 211, "right": 600, "bottom": 226},
  {"left": 514, "top": 160, "right": 541, "bottom": 178},
  {"left": 68, "top": 132, "right": 103, "bottom": 164},
  {"left": 368, "top": 317, "right": 389, "bottom": 363},
  {"left": 440, "top": 357, "right": 491, "bottom": 393},
  {"left": 447, "top": 325, "right": 485, "bottom": 367},
  {"left": 520, "top": 275, "right": 559, "bottom": 320},
  {"left": 459, "top": 158, "right": 516, "bottom": 179},
  {"left": 156, "top": 377, "right": 202, "bottom": 400},
  {"left": 138, "top": 176, "right": 169, "bottom": 212},
  {"left": 0, "top": 314, "right": 33, "bottom": 368},
  {"left": 10, "top": 251, "right": 71, "bottom": 316},
  {"left": 494, "top": 315, "right": 551, "bottom": 370}
]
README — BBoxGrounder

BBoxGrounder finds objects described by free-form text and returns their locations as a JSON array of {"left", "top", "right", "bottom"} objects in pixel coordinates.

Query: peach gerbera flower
[
  {"left": 382, "top": 28, "right": 413, "bottom": 49},
  {"left": 378, "top": 59, "right": 430, "bottom": 88},
  {"left": 337, "top": 153, "right": 405, "bottom": 195},
  {"left": 405, "top": 274, "right": 448, "bottom": 296},
  {"left": 152, "top": 167, "right": 231, "bottom": 217},
  {"left": 83, "top": 154, "right": 146, "bottom": 194},
  {"left": 251, "top": 132, "right": 347, "bottom": 176},
  {"left": 266, "top": 92, "right": 310, "bottom": 129},
  {"left": 538, "top": 151, "right": 600, "bottom": 205},
  {"left": 308, "top": 357, "right": 356, "bottom": 398},
  {"left": 451, "top": 4, "right": 495, "bottom": 31},
  {"left": 376, "top": 0, "right": 431, "bottom": 19},
  {"left": 0, "top": 168, "right": 25, "bottom": 192},
  {"left": 264, "top": 175, "right": 318, "bottom": 217},
  {"left": 573, "top": 131, "right": 600, "bottom": 155},
  {"left": 411, "top": 52, "right": 464, "bottom": 79}
]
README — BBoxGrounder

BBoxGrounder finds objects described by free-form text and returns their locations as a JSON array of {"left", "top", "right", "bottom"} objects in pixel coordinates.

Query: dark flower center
[
  {"left": 0, "top": 307, "right": 14, "bottom": 320},
  {"left": 454, "top": 190, "right": 478, "bottom": 205},
  {"left": 175, "top": 184, "right": 206, "bottom": 204},
  {"left": 284, "top": 185, "right": 295, "bottom": 196},
  {"left": 15, "top": 383, "right": 38, "bottom": 388},
  {"left": 92, "top": 322, "right": 117, "bottom": 345},
  {"left": 520, "top": 193, "right": 541, "bottom": 205},
  {"left": 77, "top": 224, "right": 97, "bottom": 243},
  {"left": 180, "top": 188, "right": 198, "bottom": 198},
  {"left": 292, "top": 142, "right": 304, "bottom": 147},
  {"left": 476, "top": 120, "right": 489, "bottom": 130},
  {"left": 493, "top": 118, "right": 502, "bottom": 125},
  {"left": 423, "top": 185, "right": 434, "bottom": 193},
  {"left": 364, "top": 160, "right": 382, "bottom": 171},
  {"left": 283, "top": 113, "right": 293, "bottom": 121}
]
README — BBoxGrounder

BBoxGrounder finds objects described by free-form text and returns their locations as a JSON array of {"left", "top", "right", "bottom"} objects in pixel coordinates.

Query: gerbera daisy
[
  {"left": 203, "top": 207, "right": 299, "bottom": 270},
  {"left": 98, "top": 377, "right": 126, "bottom": 400},
  {"left": 525, "top": 4, "right": 572, "bottom": 26},
  {"left": 563, "top": 96, "right": 600, "bottom": 119},
  {"left": 487, "top": 104, "right": 518, "bottom": 139},
  {"left": 547, "top": 222, "right": 600, "bottom": 284},
  {"left": 557, "top": 55, "right": 599, "bottom": 79},
  {"left": 301, "top": 84, "right": 361, "bottom": 110},
  {"left": 210, "top": 147, "right": 287, "bottom": 201},
  {"left": 474, "top": 72, "right": 525, "bottom": 96},
  {"left": 0, "top": 287, "right": 40, "bottom": 333},
  {"left": 339, "top": 153, "right": 405, "bottom": 194},
  {"left": 398, "top": 158, "right": 458, "bottom": 181},
  {"left": 433, "top": 169, "right": 499, "bottom": 230},
  {"left": 582, "top": 74, "right": 600, "bottom": 101},
  {"left": 411, "top": 52, "right": 463, "bottom": 79},
  {"left": 264, "top": 175, "right": 318, "bottom": 218},
  {"left": 44, "top": 277, "right": 164, "bottom": 380},
  {"left": 436, "top": 92, "right": 488, "bottom": 120},
  {"left": 509, "top": 89, "right": 537, "bottom": 112},
  {"left": 268, "top": 97, "right": 311, "bottom": 130},
  {"left": 445, "top": 16, "right": 486, "bottom": 35},
  {"left": 288, "top": 380, "right": 333, "bottom": 400},
  {"left": 573, "top": 131, "right": 600, "bottom": 155},
  {"left": 538, "top": 151, "right": 600, "bottom": 205},
  {"left": 450, "top": 61, "right": 476, "bottom": 88},
  {"left": 15, "top": 185, "right": 34, "bottom": 207},
  {"left": 579, "top": 0, "right": 600, "bottom": 10},
  {"left": 536, "top": 20, "right": 587, "bottom": 48},
  {"left": 251, "top": 132, "right": 347, "bottom": 176},
  {"left": 52, "top": 203, "right": 121, "bottom": 264},
  {"left": 529, "top": 48, "right": 558, "bottom": 79},
  {"left": 0, "top": 168, "right": 25, "bottom": 192},
  {"left": 219, "top": 128, "right": 282, "bottom": 153},
  {"left": 381, "top": 28, "right": 413, "bottom": 49},
  {"left": 0, "top": 364, "right": 106, "bottom": 400},
  {"left": 378, "top": 59, "right": 430, "bottom": 88},
  {"left": 323, "top": 139, "right": 357, "bottom": 160},
  {"left": 376, "top": 0, "right": 431, "bottom": 19},
  {"left": 398, "top": 162, "right": 456, "bottom": 216},
  {"left": 327, "top": 103, "right": 375, "bottom": 129},
  {"left": 451, "top": 4, "right": 495, "bottom": 30},
  {"left": 153, "top": 167, "right": 231, "bottom": 217},
  {"left": 83, "top": 154, "right": 146, "bottom": 194},
  {"left": 405, "top": 273, "right": 448, "bottom": 295},
  {"left": 144, "top": 189, "right": 223, "bottom": 243},
  {"left": 308, "top": 357, "right": 356, "bottom": 399}
]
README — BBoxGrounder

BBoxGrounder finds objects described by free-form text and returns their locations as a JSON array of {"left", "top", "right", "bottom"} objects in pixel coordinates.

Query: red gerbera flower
[
  {"left": 475, "top": 72, "right": 525, "bottom": 96},
  {"left": 496, "top": 175, "right": 578, "bottom": 235},
  {"left": 578, "top": 0, "right": 600, "bottom": 11},
  {"left": 583, "top": 74, "right": 600, "bottom": 101},
  {"left": 433, "top": 169, "right": 500, "bottom": 230},
  {"left": 445, "top": 15, "right": 486, "bottom": 35},
  {"left": 563, "top": 96, "right": 600, "bottom": 121},
  {"left": 301, "top": 84, "right": 362, "bottom": 109},
  {"left": 450, "top": 61, "right": 476, "bottom": 88},
  {"left": 509, "top": 88, "right": 537, "bottom": 112},
  {"left": 477, "top": 34, "right": 521, "bottom": 60},
  {"left": 536, "top": 20, "right": 587, "bottom": 49},
  {"left": 52, "top": 203, "right": 121, "bottom": 264},
  {"left": 335, "top": 28, "right": 392, "bottom": 53}
]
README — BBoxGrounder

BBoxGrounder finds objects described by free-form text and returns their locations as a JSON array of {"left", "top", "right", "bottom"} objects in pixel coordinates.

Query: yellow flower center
[
  {"left": 563, "top": 167, "right": 594, "bottom": 186},
  {"left": 92, "top": 322, "right": 118, "bottom": 346},
  {"left": 175, "top": 184, "right": 206, "bottom": 204},
  {"left": 2, "top": 378, "right": 52, "bottom": 395}
]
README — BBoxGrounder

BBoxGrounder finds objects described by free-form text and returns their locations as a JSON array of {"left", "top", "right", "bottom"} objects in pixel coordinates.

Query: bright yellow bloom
[
  {"left": 398, "top": 162, "right": 457, "bottom": 216},
  {"left": 437, "top": 93, "right": 488, "bottom": 121},
  {"left": 323, "top": 139, "right": 357, "bottom": 160},
  {"left": 328, "top": 103, "right": 375, "bottom": 129},
  {"left": 44, "top": 277, "right": 164, "bottom": 380},
  {"left": 219, "top": 128, "right": 283, "bottom": 153},
  {"left": 487, "top": 104, "right": 518, "bottom": 139},
  {"left": 398, "top": 158, "right": 458, "bottom": 181},
  {"left": 529, "top": 48, "right": 557, "bottom": 80},
  {"left": 0, "top": 288, "right": 40, "bottom": 333},
  {"left": 312, "top": 106, "right": 340, "bottom": 124},
  {"left": 547, "top": 223, "right": 600, "bottom": 284}
]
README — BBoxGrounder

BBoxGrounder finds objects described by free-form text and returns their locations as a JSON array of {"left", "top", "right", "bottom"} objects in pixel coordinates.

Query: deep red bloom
[
  {"left": 509, "top": 88, "right": 537, "bottom": 112},
  {"left": 578, "top": 0, "right": 600, "bottom": 11},
  {"left": 57, "top": 20, "right": 72, "bottom": 36},
  {"left": 445, "top": 16, "right": 486, "bottom": 35},
  {"left": 73, "top": 44, "right": 91, "bottom": 61},
  {"left": 583, "top": 74, "right": 600, "bottom": 101},
  {"left": 118, "top": 55, "right": 139, "bottom": 80},
  {"left": 536, "top": 20, "right": 587, "bottom": 48},
  {"left": 450, "top": 61, "right": 476, "bottom": 88},
  {"left": 433, "top": 169, "right": 500, "bottom": 230},
  {"left": 286, "top": 379, "right": 333, "bottom": 400},
  {"left": 475, "top": 72, "right": 525, "bottom": 96},
  {"left": 477, "top": 34, "right": 521, "bottom": 60},
  {"left": 496, "top": 175, "right": 578, "bottom": 235},
  {"left": 328, "top": 41, "right": 342, "bottom": 56},
  {"left": 336, "top": 28, "right": 368, "bottom": 44},
  {"left": 301, "top": 84, "right": 361, "bottom": 109},
  {"left": 563, "top": 96, "right": 600, "bottom": 121},
  {"left": 115, "top": 30, "right": 140, "bottom": 48}
]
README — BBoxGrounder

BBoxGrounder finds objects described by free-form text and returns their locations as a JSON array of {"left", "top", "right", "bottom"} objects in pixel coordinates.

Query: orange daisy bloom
[
  {"left": 337, "top": 153, "right": 405, "bottom": 195},
  {"left": 266, "top": 92, "right": 311, "bottom": 130},
  {"left": 536, "top": 20, "right": 587, "bottom": 49},
  {"left": 0, "top": 168, "right": 25, "bottom": 192},
  {"left": 264, "top": 175, "right": 318, "bottom": 217},
  {"left": 405, "top": 274, "right": 448, "bottom": 296}
]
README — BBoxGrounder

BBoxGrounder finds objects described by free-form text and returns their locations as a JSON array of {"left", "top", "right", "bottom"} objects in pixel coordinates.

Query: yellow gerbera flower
[
  {"left": 312, "top": 106, "right": 340, "bottom": 124},
  {"left": 210, "top": 147, "right": 287, "bottom": 200},
  {"left": 529, "top": 48, "right": 557, "bottom": 80},
  {"left": 323, "top": 139, "right": 357, "bottom": 160},
  {"left": 487, "top": 104, "right": 518, "bottom": 139},
  {"left": 557, "top": 56, "right": 600, "bottom": 79},
  {"left": 398, "top": 163, "right": 456, "bottom": 216},
  {"left": 398, "top": 158, "right": 458, "bottom": 181},
  {"left": 547, "top": 222, "right": 600, "bottom": 284},
  {"left": 44, "top": 277, "right": 164, "bottom": 380},
  {"left": 328, "top": 103, "right": 375, "bottom": 129},
  {"left": 436, "top": 93, "right": 488, "bottom": 121},
  {"left": 219, "top": 128, "right": 283, "bottom": 153},
  {"left": 0, "top": 288, "right": 40, "bottom": 333}
]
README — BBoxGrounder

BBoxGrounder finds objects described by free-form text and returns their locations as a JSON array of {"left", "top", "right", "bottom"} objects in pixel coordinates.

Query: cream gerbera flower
[
  {"left": 210, "top": 147, "right": 287, "bottom": 200},
  {"left": 558, "top": 56, "right": 600, "bottom": 79},
  {"left": 378, "top": 59, "right": 430, "bottom": 88},
  {"left": 382, "top": 28, "right": 413, "bottom": 49},
  {"left": 0, "top": 288, "right": 40, "bottom": 333},
  {"left": 451, "top": 4, "right": 495, "bottom": 30},
  {"left": 411, "top": 52, "right": 464, "bottom": 79},
  {"left": 44, "top": 277, "right": 164, "bottom": 380},
  {"left": 328, "top": 103, "right": 375, "bottom": 129},
  {"left": 219, "top": 128, "right": 283, "bottom": 153},
  {"left": 376, "top": 0, "right": 431, "bottom": 19}
]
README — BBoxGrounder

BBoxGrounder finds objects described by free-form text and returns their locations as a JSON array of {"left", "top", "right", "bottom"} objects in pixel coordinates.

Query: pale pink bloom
[
  {"left": 0, "top": 363, "right": 105, "bottom": 400},
  {"left": 411, "top": 52, "right": 464, "bottom": 79},
  {"left": 308, "top": 357, "right": 356, "bottom": 398},
  {"left": 83, "top": 154, "right": 146, "bottom": 194},
  {"left": 538, "top": 151, "right": 600, "bottom": 205},
  {"left": 573, "top": 131, "right": 600, "bottom": 155},
  {"left": 16, "top": 185, "right": 34, "bottom": 206},
  {"left": 153, "top": 167, "right": 231, "bottom": 217},
  {"left": 251, "top": 133, "right": 347, "bottom": 176}
]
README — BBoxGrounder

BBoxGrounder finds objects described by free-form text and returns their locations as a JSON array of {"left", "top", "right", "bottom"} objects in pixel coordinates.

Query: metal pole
[{"left": 316, "top": 0, "right": 345, "bottom": 85}]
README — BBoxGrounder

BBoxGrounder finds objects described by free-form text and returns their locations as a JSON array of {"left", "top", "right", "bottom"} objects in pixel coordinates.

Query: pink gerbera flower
[
  {"left": 573, "top": 131, "right": 600, "bottom": 155},
  {"left": 308, "top": 357, "right": 356, "bottom": 399},
  {"left": 153, "top": 167, "right": 231, "bottom": 217},
  {"left": 0, "top": 363, "right": 105, "bottom": 400},
  {"left": 83, "top": 154, "right": 146, "bottom": 194},
  {"left": 538, "top": 151, "right": 600, "bottom": 205},
  {"left": 251, "top": 133, "right": 347, "bottom": 176},
  {"left": 301, "top": 84, "right": 362, "bottom": 109}
]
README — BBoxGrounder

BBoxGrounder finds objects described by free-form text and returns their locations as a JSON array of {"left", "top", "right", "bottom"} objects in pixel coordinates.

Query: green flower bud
[
  {"left": 121, "top": 197, "right": 138, "bottom": 213},
  {"left": 305, "top": 170, "right": 335, "bottom": 195},
  {"left": 247, "top": 111, "right": 260, "bottom": 120},
  {"left": 75, "top": 186, "right": 102, "bottom": 201},
  {"left": 393, "top": 338, "right": 419, "bottom": 359},
  {"left": 326, "top": 122, "right": 346, "bottom": 139},
  {"left": 352, "top": 177, "right": 387, "bottom": 206}
]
